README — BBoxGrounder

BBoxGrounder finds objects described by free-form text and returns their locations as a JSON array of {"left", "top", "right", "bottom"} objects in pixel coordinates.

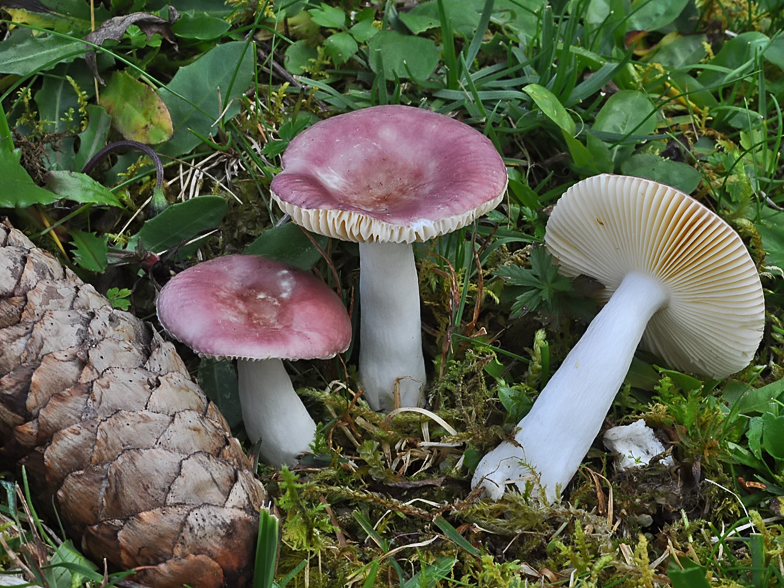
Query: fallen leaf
[{"left": 84, "top": 8, "right": 179, "bottom": 84}]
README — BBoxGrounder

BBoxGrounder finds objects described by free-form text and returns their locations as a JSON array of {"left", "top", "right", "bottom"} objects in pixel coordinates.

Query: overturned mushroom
[
  {"left": 472, "top": 174, "right": 765, "bottom": 501},
  {"left": 157, "top": 254, "right": 351, "bottom": 466},
  {"left": 270, "top": 105, "right": 507, "bottom": 411}
]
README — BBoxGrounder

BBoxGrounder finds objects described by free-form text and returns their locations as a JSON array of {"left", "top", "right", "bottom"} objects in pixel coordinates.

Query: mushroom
[
  {"left": 472, "top": 174, "right": 765, "bottom": 501},
  {"left": 156, "top": 254, "right": 351, "bottom": 466},
  {"left": 270, "top": 105, "right": 508, "bottom": 411}
]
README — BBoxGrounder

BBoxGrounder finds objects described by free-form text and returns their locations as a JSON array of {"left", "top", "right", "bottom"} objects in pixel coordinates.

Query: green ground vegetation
[{"left": 2, "top": 0, "right": 784, "bottom": 586}]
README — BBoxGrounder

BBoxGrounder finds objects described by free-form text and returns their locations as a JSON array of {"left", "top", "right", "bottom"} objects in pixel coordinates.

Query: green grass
[{"left": 2, "top": 0, "right": 784, "bottom": 586}]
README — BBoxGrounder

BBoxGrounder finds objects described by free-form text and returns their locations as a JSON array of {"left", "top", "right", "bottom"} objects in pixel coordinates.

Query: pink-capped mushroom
[
  {"left": 270, "top": 105, "right": 508, "bottom": 412},
  {"left": 156, "top": 254, "right": 351, "bottom": 466}
]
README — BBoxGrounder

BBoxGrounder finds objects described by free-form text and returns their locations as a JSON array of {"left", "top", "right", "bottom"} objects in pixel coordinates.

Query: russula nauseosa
[
  {"left": 156, "top": 254, "right": 351, "bottom": 466},
  {"left": 270, "top": 105, "right": 508, "bottom": 411},
  {"left": 472, "top": 174, "right": 765, "bottom": 501}
]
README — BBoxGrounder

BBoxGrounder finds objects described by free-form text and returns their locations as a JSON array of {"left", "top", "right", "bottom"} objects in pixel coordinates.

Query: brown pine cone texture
[{"left": 0, "top": 219, "right": 267, "bottom": 588}]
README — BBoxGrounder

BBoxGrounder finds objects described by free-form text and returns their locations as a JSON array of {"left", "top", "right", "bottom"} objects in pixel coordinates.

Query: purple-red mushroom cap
[
  {"left": 270, "top": 105, "right": 508, "bottom": 244},
  {"left": 156, "top": 255, "right": 351, "bottom": 361}
]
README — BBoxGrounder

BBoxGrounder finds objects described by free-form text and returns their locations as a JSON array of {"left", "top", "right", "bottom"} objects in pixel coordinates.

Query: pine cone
[{"left": 0, "top": 219, "right": 267, "bottom": 588}]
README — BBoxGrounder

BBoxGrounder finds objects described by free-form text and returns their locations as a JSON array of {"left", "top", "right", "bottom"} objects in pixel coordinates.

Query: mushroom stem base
[
  {"left": 359, "top": 241, "right": 426, "bottom": 412},
  {"left": 472, "top": 271, "right": 669, "bottom": 501},
  {"left": 237, "top": 358, "right": 317, "bottom": 466}
]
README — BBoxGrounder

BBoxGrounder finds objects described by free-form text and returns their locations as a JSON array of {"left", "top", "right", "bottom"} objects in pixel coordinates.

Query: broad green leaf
[
  {"left": 696, "top": 32, "right": 769, "bottom": 88},
  {"left": 134, "top": 196, "right": 228, "bottom": 254},
  {"left": 172, "top": 12, "right": 232, "bottom": 40},
  {"left": 562, "top": 131, "right": 596, "bottom": 169},
  {"left": 198, "top": 358, "right": 242, "bottom": 429},
  {"left": 367, "top": 31, "right": 438, "bottom": 80},
  {"left": 70, "top": 230, "right": 109, "bottom": 272},
  {"left": 308, "top": 4, "right": 346, "bottom": 28},
  {"left": 584, "top": 0, "right": 627, "bottom": 51},
  {"left": 47, "top": 540, "right": 100, "bottom": 588},
  {"left": 153, "top": 0, "right": 234, "bottom": 17},
  {"left": 34, "top": 63, "right": 83, "bottom": 169},
  {"left": 667, "top": 563, "right": 711, "bottom": 588},
  {"left": 762, "top": 413, "right": 784, "bottom": 461},
  {"left": 620, "top": 154, "right": 702, "bottom": 194},
  {"left": 158, "top": 42, "right": 255, "bottom": 157},
  {"left": 398, "top": 0, "right": 481, "bottom": 36},
  {"left": 627, "top": 0, "right": 689, "bottom": 32},
  {"left": 748, "top": 416, "right": 764, "bottom": 460},
  {"left": 349, "top": 19, "right": 379, "bottom": 43},
  {"left": 738, "top": 380, "right": 784, "bottom": 415},
  {"left": 101, "top": 72, "right": 173, "bottom": 144},
  {"left": 764, "top": 36, "right": 784, "bottom": 70},
  {"left": 0, "top": 155, "right": 60, "bottom": 208},
  {"left": 507, "top": 179, "right": 539, "bottom": 209},
  {"left": 45, "top": 171, "right": 123, "bottom": 207},
  {"left": 586, "top": 133, "right": 614, "bottom": 173},
  {"left": 324, "top": 32, "right": 358, "bottom": 65},
  {"left": 1, "top": 100, "right": 15, "bottom": 157},
  {"left": 647, "top": 33, "right": 708, "bottom": 69},
  {"left": 755, "top": 210, "right": 784, "bottom": 269},
  {"left": 73, "top": 105, "right": 112, "bottom": 172},
  {"left": 0, "top": 30, "right": 83, "bottom": 75},
  {"left": 284, "top": 40, "right": 319, "bottom": 75},
  {"left": 523, "top": 84, "right": 575, "bottom": 135},
  {"left": 497, "top": 386, "right": 533, "bottom": 423},
  {"left": 244, "top": 223, "right": 328, "bottom": 270},
  {"left": 656, "top": 368, "right": 702, "bottom": 393},
  {"left": 593, "top": 90, "right": 657, "bottom": 139}
]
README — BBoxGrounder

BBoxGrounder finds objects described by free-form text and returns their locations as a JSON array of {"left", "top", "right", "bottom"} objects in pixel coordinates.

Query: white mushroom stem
[
  {"left": 359, "top": 241, "right": 427, "bottom": 412},
  {"left": 472, "top": 271, "right": 670, "bottom": 502},
  {"left": 237, "top": 358, "right": 317, "bottom": 467}
]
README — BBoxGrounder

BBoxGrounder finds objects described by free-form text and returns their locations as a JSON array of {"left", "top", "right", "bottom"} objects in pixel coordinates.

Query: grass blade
[{"left": 253, "top": 509, "right": 279, "bottom": 588}]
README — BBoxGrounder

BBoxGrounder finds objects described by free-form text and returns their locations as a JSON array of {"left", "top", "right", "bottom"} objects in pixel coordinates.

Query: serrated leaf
[
  {"left": 0, "top": 30, "right": 83, "bottom": 76},
  {"left": 198, "top": 358, "right": 242, "bottom": 429},
  {"left": 158, "top": 41, "right": 255, "bottom": 157},
  {"left": 134, "top": 196, "right": 227, "bottom": 254},
  {"left": 70, "top": 230, "right": 109, "bottom": 272},
  {"left": 45, "top": 170, "right": 123, "bottom": 207},
  {"left": 101, "top": 71, "right": 173, "bottom": 144},
  {"left": 495, "top": 265, "right": 541, "bottom": 288},
  {"left": 308, "top": 4, "right": 346, "bottom": 28},
  {"left": 0, "top": 155, "right": 60, "bottom": 208}
]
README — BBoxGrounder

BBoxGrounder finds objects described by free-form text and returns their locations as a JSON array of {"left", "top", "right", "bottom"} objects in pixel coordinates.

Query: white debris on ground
[{"left": 603, "top": 419, "right": 675, "bottom": 470}]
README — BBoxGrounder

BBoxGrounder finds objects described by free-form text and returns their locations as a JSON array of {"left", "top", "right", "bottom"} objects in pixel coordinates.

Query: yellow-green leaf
[
  {"left": 523, "top": 83, "right": 575, "bottom": 135},
  {"left": 101, "top": 71, "right": 173, "bottom": 145}
]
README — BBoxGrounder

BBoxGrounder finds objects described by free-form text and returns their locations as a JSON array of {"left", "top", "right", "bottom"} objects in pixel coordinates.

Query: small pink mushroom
[
  {"left": 271, "top": 105, "right": 507, "bottom": 411},
  {"left": 157, "top": 254, "right": 351, "bottom": 466}
]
